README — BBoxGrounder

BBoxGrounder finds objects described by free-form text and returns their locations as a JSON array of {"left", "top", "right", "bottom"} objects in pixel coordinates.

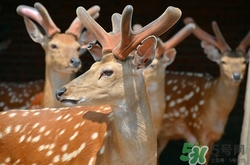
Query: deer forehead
[
  {"left": 221, "top": 56, "right": 246, "bottom": 70},
  {"left": 49, "top": 33, "right": 80, "bottom": 47}
]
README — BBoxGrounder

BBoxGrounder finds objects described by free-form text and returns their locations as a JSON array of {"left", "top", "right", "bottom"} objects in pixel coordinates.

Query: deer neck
[
  {"left": 145, "top": 70, "right": 166, "bottom": 135},
  {"left": 42, "top": 65, "right": 75, "bottom": 108},
  {"left": 99, "top": 72, "right": 157, "bottom": 164},
  {"left": 209, "top": 73, "right": 240, "bottom": 118}
]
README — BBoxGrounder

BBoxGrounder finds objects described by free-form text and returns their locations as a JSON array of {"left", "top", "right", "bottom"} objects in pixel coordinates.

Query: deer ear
[
  {"left": 133, "top": 35, "right": 157, "bottom": 70},
  {"left": 201, "top": 41, "right": 221, "bottom": 63},
  {"left": 78, "top": 30, "right": 97, "bottom": 56},
  {"left": 86, "top": 42, "right": 103, "bottom": 61},
  {"left": 23, "top": 17, "right": 44, "bottom": 44},
  {"left": 161, "top": 48, "right": 177, "bottom": 68}
]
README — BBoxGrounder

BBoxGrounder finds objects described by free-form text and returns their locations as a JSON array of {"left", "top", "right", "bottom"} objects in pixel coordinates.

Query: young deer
[
  {"left": 0, "top": 3, "right": 99, "bottom": 111},
  {"left": 0, "top": 5, "right": 181, "bottom": 165},
  {"left": 157, "top": 17, "right": 250, "bottom": 163},
  {"left": 141, "top": 23, "right": 195, "bottom": 135}
]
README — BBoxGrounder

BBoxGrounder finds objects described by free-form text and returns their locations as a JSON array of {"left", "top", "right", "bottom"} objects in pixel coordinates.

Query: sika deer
[
  {"left": 0, "top": 5, "right": 181, "bottom": 165},
  {"left": 142, "top": 23, "right": 195, "bottom": 135},
  {"left": 0, "top": 3, "right": 100, "bottom": 111},
  {"left": 157, "top": 17, "right": 250, "bottom": 163}
]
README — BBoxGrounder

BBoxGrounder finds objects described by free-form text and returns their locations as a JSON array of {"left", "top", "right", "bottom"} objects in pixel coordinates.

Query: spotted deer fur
[
  {"left": 0, "top": 5, "right": 181, "bottom": 165},
  {"left": 142, "top": 23, "right": 195, "bottom": 135},
  {"left": 157, "top": 17, "right": 250, "bottom": 163}
]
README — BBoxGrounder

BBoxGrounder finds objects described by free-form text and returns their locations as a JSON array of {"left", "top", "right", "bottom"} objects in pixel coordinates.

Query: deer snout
[
  {"left": 232, "top": 72, "right": 241, "bottom": 81},
  {"left": 70, "top": 58, "right": 81, "bottom": 67},
  {"left": 56, "top": 87, "right": 67, "bottom": 101}
]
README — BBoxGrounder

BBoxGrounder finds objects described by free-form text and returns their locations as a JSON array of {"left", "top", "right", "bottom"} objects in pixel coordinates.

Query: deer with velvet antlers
[
  {"left": 157, "top": 17, "right": 250, "bottom": 163},
  {"left": 0, "top": 3, "right": 99, "bottom": 111},
  {"left": 132, "top": 23, "right": 196, "bottom": 135},
  {"left": 0, "top": 5, "right": 181, "bottom": 165}
]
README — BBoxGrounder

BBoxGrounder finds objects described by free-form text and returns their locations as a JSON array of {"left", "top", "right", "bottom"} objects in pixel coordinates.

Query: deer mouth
[
  {"left": 60, "top": 98, "right": 86, "bottom": 106},
  {"left": 60, "top": 99, "right": 80, "bottom": 106}
]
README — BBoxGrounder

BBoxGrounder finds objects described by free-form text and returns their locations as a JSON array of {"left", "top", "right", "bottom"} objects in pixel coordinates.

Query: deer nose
[
  {"left": 70, "top": 58, "right": 81, "bottom": 67},
  {"left": 56, "top": 87, "right": 67, "bottom": 101},
  {"left": 233, "top": 72, "right": 241, "bottom": 80}
]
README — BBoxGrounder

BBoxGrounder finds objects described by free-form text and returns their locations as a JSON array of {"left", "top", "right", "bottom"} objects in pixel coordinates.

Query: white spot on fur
[
  {"left": 199, "top": 100, "right": 205, "bottom": 105},
  {"left": 61, "top": 143, "right": 86, "bottom": 162},
  {"left": 33, "top": 123, "right": 40, "bottom": 129},
  {"left": 99, "top": 145, "right": 105, "bottom": 154},
  {"left": 44, "top": 130, "right": 51, "bottom": 136},
  {"left": 32, "top": 135, "right": 41, "bottom": 143},
  {"left": 19, "top": 135, "right": 25, "bottom": 143},
  {"left": 91, "top": 132, "right": 98, "bottom": 139},
  {"left": 169, "top": 101, "right": 175, "bottom": 107},
  {"left": 167, "top": 80, "right": 173, "bottom": 85},
  {"left": 172, "top": 85, "right": 178, "bottom": 91},
  {"left": 53, "top": 155, "right": 60, "bottom": 163},
  {"left": 192, "top": 113, "right": 197, "bottom": 118},
  {"left": 69, "top": 131, "right": 78, "bottom": 141},
  {"left": 166, "top": 95, "right": 171, "bottom": 101},
  {"left": 63, "top": 114, "right": 70, "bottom": 119},
  {"left": 195, "top": 87, "right": 200, "bottom": 93},
  {"left": 88, "top": 157, "right": 95, "bottom": 165},
  {"left": 15, "top": 125, "right": 21, "bottom": 132},
  {"left": 174, "top": 111, "right": 179, "bottom": 117},
  {"left": 5, "top": 126, "right": 11, "bottom": 134},
  {"left": 39, "top": 126, "right": 46, "bottom": 133},
  {"left": 61, "top": 144, "right": 68, "bottom": 152},
  {"left": 74, "top": 123, "right": 80, "bottom": 129},
  {"left": 46, "top": 150, "right": 53, "bottom": 156},
  {"left": 33, "top": 112, "right": 40, "bottom": 116},
  {"left": 59, "top": 129, "right": 65, "bottom": 135},
  {"left": 9, "top": 113, "right": 16, "bottom": 118},
  {"left": 179, "top": 106, "right": 186, "bottom": 112},
  {"left": 5, "top": 157, "right": 11, "bottom": 163},
  {"left": 176, "top": 98, "right": 183, "bottom": 104},
  {"left": 56, "top": 115, "right": 63, "bottom": 121}
]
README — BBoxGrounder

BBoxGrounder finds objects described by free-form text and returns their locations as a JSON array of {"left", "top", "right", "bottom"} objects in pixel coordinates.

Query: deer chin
[
  {"left": 54, "top": 66, "right": 80, "bottom": 74},
  {"left": 60, "top": 97, "right": 86, "bottom": 106}
]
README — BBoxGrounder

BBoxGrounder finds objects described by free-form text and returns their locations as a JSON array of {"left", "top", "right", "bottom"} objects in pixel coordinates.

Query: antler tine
[
  {"left": 111, "top": 13, "right": 122, "bottom": 34},
  {"left": 77, "top": 7, "right": 115, "bottom": 54},
  {"left": 237, "top": 30, "right": 250, "bottom": 53},
  {"left": 162, "top": 23, "right": 196, "bottom": 50},
  {"left": 113, "top": 6, "right": 182, "bottom": 60},
  {"left": 16, "top": 5, "right": 44, "bottom": 29},
  {"left": 66, "top": 5, "right": 101, "bottom": 39},
  {"left": 184, "top": 17, "right": 219, "bottom": 47},
  {"left": 132, "top": 24, "right": 143, "bottom": 31},
  {"left": 34, "top": 2, "right": 60, "bottom": 37},
  {"left": 212, "top": 21, "right": 231, "bottom": 52}
]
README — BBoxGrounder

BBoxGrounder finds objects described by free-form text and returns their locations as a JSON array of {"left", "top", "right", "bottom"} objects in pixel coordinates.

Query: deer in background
[
  {"left": 136, "top": 23, "right": 196, "bottom": 135},
  {"left": 0, "top": 5, "right": 181, "bottom": 164},
  {"left": 157, "top": 17, "right": 250, "bottom": 163},
  {"left": 0, "top": 3, "right": 99, "bottom": 111}
]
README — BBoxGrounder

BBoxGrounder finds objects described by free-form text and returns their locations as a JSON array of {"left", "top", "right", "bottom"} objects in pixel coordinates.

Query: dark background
[{"left": 0, "top": 0, "right": 249, "bottom": 164}]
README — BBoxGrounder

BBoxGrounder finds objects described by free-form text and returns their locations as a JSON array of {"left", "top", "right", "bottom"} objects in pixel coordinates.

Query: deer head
[
  {"left": 16, "top": 2, "right": 99, "bottom": 74},
  {"left": 56, "top": 5, "right": 182, "bottom": 106},
  {"left": 184, "top": 17, "right": 250, "bottom": 84}
]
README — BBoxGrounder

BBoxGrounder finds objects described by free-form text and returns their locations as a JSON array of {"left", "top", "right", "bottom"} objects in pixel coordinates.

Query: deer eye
[
  {"left": 77, "top": 47, "right": 81, "bottom": 52},
  {"left": 243, "top": 60, "right": 247, "bottom": 64},
  {"left": 150, "top": 64, "right": 155, "bottom": 68},
  {"left": 51, "top": 44, "right": 57, "bottom": 49},
  {"left": 103, "top": 70, "right": 113, "bottom": 76},
  {"left": 221, "top": 61, "right": 226, "bottom": 64}
]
